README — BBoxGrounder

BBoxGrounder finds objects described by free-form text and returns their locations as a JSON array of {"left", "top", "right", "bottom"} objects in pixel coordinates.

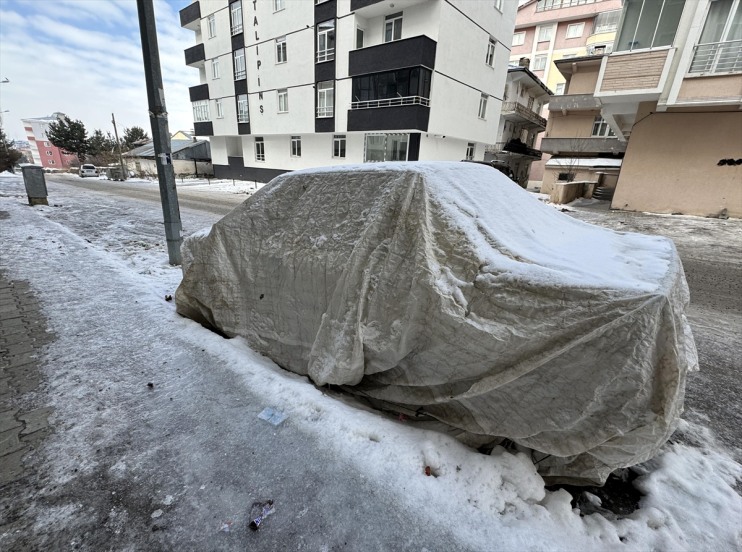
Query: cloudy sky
[{"left": 0, "top": 0, "right": 194, "bottom": 141}]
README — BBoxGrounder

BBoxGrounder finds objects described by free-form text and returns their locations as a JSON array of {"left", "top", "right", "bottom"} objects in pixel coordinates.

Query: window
[
  {"left": 356, "top": 27, "right": 365, "bottom": 49},
  {"left": 192, "top": 100, "right": 210, "bottom": 122},
  {"left": 591, "top": 116, "right": 616, "bottom": 137},
  {"left": 278, "top": 89, "right": 289, "bottom": 113},
  {"left": 290, "top": 136, "right": 301, "bottom": 157},
  {"left": 230, "top": 0, "right": 243, "bottom": 35},
  {"left": 46, "top": 150, "right": 53, "bottom": 156},
  {"left": 384, "top": 12, "right": 403, "bottom": 43},
  {"left": 233, "top": 48, "right": 246, "bottom": 79},
  {"left": 478, "top": 94, "right": 488, "bottom": 119},
  {"left": 364, "top": 133, "right": 408, "bottom": 162},
  {"left": 352, "top": 67, "right": 432, "bottom": 104},
  {"left": 255, "top": 138, "right": 265, "bottom": 161},
  {"left": 593, "top": 10, "right": 621, "bottom": 34},
  {"left": 485, "top": 38, "right": 496, "bottom": 66},
  {"left": 211, "top": 58, "right": 220, "bottom": 79},
  {"left": 317, "top": 81, "right": 334, "bottom": 117},
  {"left": 237, "top": 94, "right": 249, "bottom": 123},
  {"left": 317, "top": 20, "right": 335, "bottom": 62},
  {"left": 215, "top": 98, "right": 224, "bottom": 119},
  {"left": 465, "top": 143, "right": 475, "bottom": 161},
  {"left": 48, "top": 160, "right": 55, "bottom": 165},
  {"left": 333, "top": 135, "right": 346, "bottom": 158},
  {"left": 276, "top": 36, "right": 287, "bottom": 63},
  {"left": 566, "top": 23, "right": 584, "bottom": 39},
  {"left": 533, "top": 54, "right": 547, "bottom": 70},
  {"left": 615, "top": 0, "right": 686, "bottom": 52},
  {"left": 512, "top": 32, "right": 525, "bottom": 47},
  {"left": 555, "top": 82, "right": 565, "bottom": 95},
  {"left": 274, "top": 0, "right": 285, "bottom": 11},
  {"left": 690, "top": 0, "right": 742, "bottom": 74},
  {"left": 537, "top": 24, "right": 554, "bottom": 42},
  {"left": 44, "top": 141, "right": 50, "bottom": 147},
  {"left": 207, "top": 14, "right": 216, "bottom": 38}
]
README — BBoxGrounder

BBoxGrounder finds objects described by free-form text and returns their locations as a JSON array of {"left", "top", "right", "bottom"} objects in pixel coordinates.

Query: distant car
[{"left": 79, "top": 164, "right": 98, "bottom": 178}]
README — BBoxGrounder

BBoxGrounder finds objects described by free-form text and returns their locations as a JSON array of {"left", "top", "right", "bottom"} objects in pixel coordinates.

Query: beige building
[{"left": 539, "top": 0, "right": 742, "bottom": 217}]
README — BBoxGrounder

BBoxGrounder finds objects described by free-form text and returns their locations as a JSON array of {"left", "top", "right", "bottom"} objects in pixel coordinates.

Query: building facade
[
  {"left": 21, "top": 113, "right": 79, "bottom": 169},
  {"left": 180, "top": 0, "right": 515, "bottom": 182}
]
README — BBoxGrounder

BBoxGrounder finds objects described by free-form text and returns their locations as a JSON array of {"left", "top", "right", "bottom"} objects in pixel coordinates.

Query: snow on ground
[{"left": 1, "top": 172, "right": 741, "bottom": 550}]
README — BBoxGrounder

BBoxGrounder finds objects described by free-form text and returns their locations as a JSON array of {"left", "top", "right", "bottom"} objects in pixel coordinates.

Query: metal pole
[
  {"left": 136, "top": 0, "right": 182, "bottom": 265},
  {"left": 111, "top": 113, "right": 128, "bottom": 181}
]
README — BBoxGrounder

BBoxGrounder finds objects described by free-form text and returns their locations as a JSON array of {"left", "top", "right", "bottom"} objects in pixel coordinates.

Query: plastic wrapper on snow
[{"left": 175, "top": 162, "right": 698, "bottom": 485}]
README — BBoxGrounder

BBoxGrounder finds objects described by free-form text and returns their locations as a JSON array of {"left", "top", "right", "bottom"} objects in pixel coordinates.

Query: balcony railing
[
  {"left": 501, "top": 102, "right": 547, "bottom": 128},
  {"left": 351, "top": 96, "right": 430, "bottom": 110},
  {"left": 317, "top": 106, "right": 334, "bottom": 118},
  {"left": 536, "top": 0, "right": 601, "bottom": 11},
  {"left": 689, "top": 40, "right": 742, "bottom": 75},
  {"left": 317, "top": 48, "right": 335, "bottom": 63}
]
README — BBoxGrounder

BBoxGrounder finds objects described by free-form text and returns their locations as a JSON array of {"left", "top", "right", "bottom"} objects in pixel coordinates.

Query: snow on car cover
[{"left": 175, "top": 162, "right": 698, "bottom": 484}]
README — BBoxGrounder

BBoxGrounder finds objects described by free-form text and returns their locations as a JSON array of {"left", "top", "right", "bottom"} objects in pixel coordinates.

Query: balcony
[
  {"left": 349, "top": 35, "right": 436, "bottom": 76},
  {"left": 189, "top": 84, "right": 209, "bottom": 102},
  {"left": 184, "top": 43, "right": 205, "bottom": 67},
  {"left": 548, "top": 94, "right": 602, "bottom": 112},
  {"left": 540, "top": 137, "right": 626, "bottom": 155},
  {"left": 351, "top": 0, "right": 430, "bottom": 17},
  {"left": 501, "top": 102, "right": 547, "bottom": 130},
  {"left": 348, "top": 98, "right": 430, "bottom": 131},
  {"left": 689, "top": 40, "right": 742, "bottom": 75},
  {"left": 193, "top": 122, "right": 213, "bottom": 136},
  {"left": 179, "top": 2, "right": 200, "bottom": 31},
  {"left": 486, "top": 140, "right": 542, "bottom": 159}
]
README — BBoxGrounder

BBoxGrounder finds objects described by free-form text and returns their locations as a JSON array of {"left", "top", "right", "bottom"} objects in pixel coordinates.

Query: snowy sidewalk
[{"left": 1, "top": 174, "right": 741, "bottom": 551}]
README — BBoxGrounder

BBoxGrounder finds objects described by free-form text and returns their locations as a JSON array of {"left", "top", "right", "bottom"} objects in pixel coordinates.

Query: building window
[
  {"left": 555, "top": 82, "right": 565, "bottom": 95},
  {"left": 566, "top": 22, "right": 584, "bottom": 39},
  {"left": 592, "top": 116, "right": 616, "bottom": 137},
  {"left": 233, "top": 48, "right": 246, "bottom": 80},
  {"left": 533, "top": 54, "right": 547, "bottom": 70},
  {"left": 46, "top": 150, "right": 53, "bottom": 156},
  {"left": 276, "top": 36, "right": 287, "bottom": 63},
  {"left": 278, "top": 89, "right": 289, "bottom": 113},
  {"left": 384, "top": 12, "right": 403, "bottom": 43},
  {"left": 352, "top": 67, "right": 432, "bottom": 106},
  {"left": 274, "top": 0, "right": 285, "bottom": 12},
  {"left": 485, "top": 38, "right": 496, "bottom": 67},
  {"left": 215, "top": 98, "right": 224, "bottom": 119},
  {"left": 615, "top": 0, "right": 686, "bottom": 52},
  {"left": 365, "top": 133, "right": 408, "bottom": 162},
  {"left": 465, "top": 143, "right": 475, "bottom": 161},
  {"left": 212, "top": 58, "right": 220, "bottom": 79},
  {"left": 317, "top": 80, "right": 334, "bottom": 117},
  {"left": 230, "top": 0, "right": 243, "bottom": 35},
  {"left": 192, "top": 100, "right": 210, "bottom": 122},
  {"left": 207, "top": 14, "right": 216, "bottom": 38},
  {"left": 44, "top": 141, "right": 50, "bottom": 147},
  {"left": 290, "top": 136, "right": 301, "bottom": 157},
  {"left": 317, "top": 20, "right": 335, "bottom": 63},
  {"left": 537, "top": 24, "right": 554, "bottom": 42},
  {"left": 48, "top": 160, "right": 56, "bottom": 165},
  {"left": 255, "top": 137, "right": 265, "bottom": 161},
  {"left": 356, "top": 27, "right": 365, "bottom": 49},
  {"left": 594, "top": 10, "right": 621, "bottom": 34},
  {"left": 512, "top": 32, "right": 525, "bottom": 47},
  {"left": 237, "top": 94, "right": 249, "bottom": 123},
  {"left": 690, "top": 0, "right": 742, "bottom": 74},
  {"left": 333, "top": 135, "right": 346, "bottom": 158},
  {"left": 478, "top": 94, "right": 488, "bottom": 119}
]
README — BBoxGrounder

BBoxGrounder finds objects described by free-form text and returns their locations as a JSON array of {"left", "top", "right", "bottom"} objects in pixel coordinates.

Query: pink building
[{"left": 21, "top": 113, "right": 79, "bottom": 169}]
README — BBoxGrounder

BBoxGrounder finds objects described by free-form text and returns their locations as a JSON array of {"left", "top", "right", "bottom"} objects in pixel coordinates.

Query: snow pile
[{"left": 176, "top": 162, "right": 698, "bottom": 484}]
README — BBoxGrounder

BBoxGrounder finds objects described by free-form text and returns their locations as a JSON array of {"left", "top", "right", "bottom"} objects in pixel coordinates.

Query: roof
[
  {"left": 507, "top": 65, "right": 554, "bottom": 96},
  {"left": 124, "top": 139, "right": 207, "bottom": 158}
]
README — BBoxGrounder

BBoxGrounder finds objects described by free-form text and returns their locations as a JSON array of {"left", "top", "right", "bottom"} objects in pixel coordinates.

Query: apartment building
[
  {"left": 21, "top": 113, "right": 79, "bottom": 169},
  {"left": 485, "top": 62, "right": 552, "bottom": 186},
  {"left": 180, "top": 0, "right": 515, "bottom": 182}
]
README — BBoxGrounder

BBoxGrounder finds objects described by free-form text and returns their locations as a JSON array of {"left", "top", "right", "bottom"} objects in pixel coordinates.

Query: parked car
[{"left": 79, "top": 164, "right": 98, "bottom": 178}]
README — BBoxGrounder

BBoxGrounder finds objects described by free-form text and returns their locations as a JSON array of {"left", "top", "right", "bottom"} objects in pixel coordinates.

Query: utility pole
[
  {"left": 136, "top": 0, "right": 182, "bottom": 265},
  {"left": 111, "top": 113, "right": 128, "bottom": 181}
]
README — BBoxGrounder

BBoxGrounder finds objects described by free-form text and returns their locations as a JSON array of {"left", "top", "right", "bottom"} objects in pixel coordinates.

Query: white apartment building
[{"left": 180, "top": 0, "right": 515, "bottom": 182}]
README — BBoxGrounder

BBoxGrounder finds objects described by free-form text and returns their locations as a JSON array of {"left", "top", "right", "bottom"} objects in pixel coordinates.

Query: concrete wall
[
  {"left": 545, "top": 111, "right": 597, "bottom": 139},
  {"left": 567, "top": 66, "right": 600, "bottom": 94},
  {"left": 542, "top": 167, "right": 598, "bottom": 194},
  {"left": 612, "top": 112, "right": 742, "bottom": 218},
  {"left": 677, "top": 74, "right": 742, "bottom": 104}
]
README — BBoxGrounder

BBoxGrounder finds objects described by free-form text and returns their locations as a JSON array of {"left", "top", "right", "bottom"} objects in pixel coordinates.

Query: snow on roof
[
  {"left": 124, "top": 139, "right": 206, "bottom": 158},
  {"left": 546, "top": 157, "right": 623, "bottom": 169}
]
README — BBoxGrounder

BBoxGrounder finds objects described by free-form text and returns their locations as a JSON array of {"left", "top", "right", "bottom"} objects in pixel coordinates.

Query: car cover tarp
[{"left": 176, "top": 162, "right": 698, "bottom": 484}]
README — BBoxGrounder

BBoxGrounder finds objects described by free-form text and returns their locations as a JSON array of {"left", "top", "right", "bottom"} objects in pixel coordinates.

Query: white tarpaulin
[{"left": 176, "top": 162, "right": 698, "bottom": 484}]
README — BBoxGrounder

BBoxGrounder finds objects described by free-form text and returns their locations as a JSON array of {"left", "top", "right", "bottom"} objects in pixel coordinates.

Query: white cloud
[{"left": 0, "top": 0, "right": 196, "bottom": 140}]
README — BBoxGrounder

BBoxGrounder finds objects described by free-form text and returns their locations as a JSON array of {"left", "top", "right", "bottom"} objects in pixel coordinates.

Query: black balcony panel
[
  {"left": 231, "top": 32, "right": 244, "bottom": 51},
  {"left": 215, "top": 162, "right": 288, "bottom": 183},
  {"left": 314, "top": 0, "right": 336, "bottom": 23},
  {"left": 315, "top": 117, "right": 335, "bottom": 133},
  {"left": 193, "top": 121, "right": 213, "bottom": 136},
  {"left": 347, "top": 105, "right": 429, "bottom": 132},
  {"left": 179, "top": 1, "right": 201, "bottom": 29},
  {"left": 350, "top": 0, "right": 383, "bottom": 10},
  {"left": 238, "top": 123, "right": 251, "bottom": 135},
  {"left": 349, "top": 35, "right": 436, "bottom": 76},
  {"left": 184, "top": 43, "right": 205, "bottom": 66},
  {"left": 189, "top": 83, "right": 209, "bottom": 102}
]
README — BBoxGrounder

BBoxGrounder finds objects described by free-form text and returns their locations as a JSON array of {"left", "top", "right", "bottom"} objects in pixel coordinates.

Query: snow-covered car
[
  {"left": 79, "top": 164, "right": 98, "bottom": 178},
  {"left": 175, "top": 162, "right": 698, "bottom": 485}
]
